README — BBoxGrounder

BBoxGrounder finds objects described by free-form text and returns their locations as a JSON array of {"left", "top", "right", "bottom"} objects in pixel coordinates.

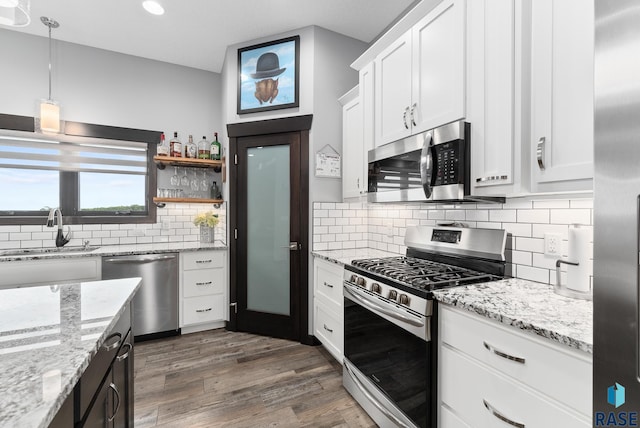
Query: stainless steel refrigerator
[{"left": 594, "top": 0, "right": 640, "bottom": 419}]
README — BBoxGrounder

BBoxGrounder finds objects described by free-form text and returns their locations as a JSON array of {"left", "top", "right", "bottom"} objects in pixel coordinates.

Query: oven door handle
[
  {"left": 420, "top": 131, "right": 435, "bottom": 199},
  {"left": 344, "top": 284, "right": 424, "bottom": 327},
  {"left": 343, "top": 360, "right": 414, "bottom": 428}
]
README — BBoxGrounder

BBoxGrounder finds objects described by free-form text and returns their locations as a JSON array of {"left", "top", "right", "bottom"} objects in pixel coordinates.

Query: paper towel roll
[{"left": 566, "top": 225, "right": 591, "bottom": 293}]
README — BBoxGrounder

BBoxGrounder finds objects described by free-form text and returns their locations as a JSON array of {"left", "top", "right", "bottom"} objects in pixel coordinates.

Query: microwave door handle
[{"left": 420, "top": 132, "right": 434, "bottom": 199}]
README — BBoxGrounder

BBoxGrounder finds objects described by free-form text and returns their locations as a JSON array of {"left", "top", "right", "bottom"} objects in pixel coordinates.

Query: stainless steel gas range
[{"left": 342, "top": 225, "right": 507, "bottom": 428}]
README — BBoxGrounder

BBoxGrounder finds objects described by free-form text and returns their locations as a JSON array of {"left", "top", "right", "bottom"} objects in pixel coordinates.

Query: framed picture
[{"left": 237, "top": 35, "right": 300, "bottom": 114}]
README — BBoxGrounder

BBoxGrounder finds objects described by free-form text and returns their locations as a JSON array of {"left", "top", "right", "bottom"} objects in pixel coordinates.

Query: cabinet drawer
[
  {"left": 439, "top": 305, "right": 592, "bottom": 415},
  {"left": 440, "top": 346, "right": 590, "bottom": 428},
  {"left": 0, "top": 257, "right": 100, "bottom": 288},
  {"left": 78, "top": 304, "right": 131, "bottom": 419},
  {"left": 314, "top": 300, "right": 343, "bottom": 362},
  {"left": 440, "top": 404, "right": 470, "bottom": 428},
  {"left": 314, "top": 258, "right": 343, "bottom": 309},
  {"left": 183, "top": 269, "right": 225, "bottom": 298},
  {"left": 183, "top": 294, "right": 224, "bottom": 325},
  {"left": 182, "top": 251, "right": 224, "bottom": 270}
]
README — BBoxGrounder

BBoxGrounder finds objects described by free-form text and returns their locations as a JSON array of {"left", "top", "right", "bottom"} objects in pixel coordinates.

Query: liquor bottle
[
  {"left": 210, "top": 132, "right": 221, "bottom": 161},
  {"left": 169, "top": 132, "right": 182, "bottom": 157},
  {"left": 157, "top": 132, "right": 169, "bottom": 156},
  {"left": 185, "top": 134, "right": 197, "bottom": 159},
  {"left": 197, "top": 136, "right": 210, "bottom": 159}
]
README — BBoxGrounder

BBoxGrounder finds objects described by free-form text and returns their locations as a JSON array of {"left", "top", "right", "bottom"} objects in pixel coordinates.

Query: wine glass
[
  {"left": 200, "top": 170, "right": 208, "bottom": 196},
  {"left": 170, "top": 166, "right": 179, "bottom": 187},
  {"left": 180, "top": 168, "right": 189, "bottom": 187},
  {"left": 190, "top": 170, "right": 199, "bottom": 192}
]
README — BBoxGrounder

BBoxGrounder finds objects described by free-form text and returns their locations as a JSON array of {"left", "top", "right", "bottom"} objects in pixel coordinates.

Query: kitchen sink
[{"left": 0, "top": 246, "right": 100, "bottom": 257}]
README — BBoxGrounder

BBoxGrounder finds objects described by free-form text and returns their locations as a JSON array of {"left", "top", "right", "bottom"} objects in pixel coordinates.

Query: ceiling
[{"left": 3, "top": 0, "right": 416, "bottom": 73}]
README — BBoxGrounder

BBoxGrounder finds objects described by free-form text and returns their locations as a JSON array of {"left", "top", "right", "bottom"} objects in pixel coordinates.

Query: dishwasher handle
[{"left": 103, "top": 254, "right": 177, "bottom": 264}]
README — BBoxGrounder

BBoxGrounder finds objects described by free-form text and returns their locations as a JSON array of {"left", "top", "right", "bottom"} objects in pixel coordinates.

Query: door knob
[{"left": 288, "top": 242, "right": 301, "bottom": 251}]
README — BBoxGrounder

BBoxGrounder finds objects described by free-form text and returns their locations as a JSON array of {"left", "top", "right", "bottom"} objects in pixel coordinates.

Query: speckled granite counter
[
  {"left": 0, "top": 240, "right": 227, "bottom": 262},
  {"left": 311, "top": 248, "right": 402, "bottom": 266},
  {"left": 0, "top": 277, "right": 141, "bottom": 428},
  {"left": 432, "top": 278, "right": 593, "bottom": 354}
]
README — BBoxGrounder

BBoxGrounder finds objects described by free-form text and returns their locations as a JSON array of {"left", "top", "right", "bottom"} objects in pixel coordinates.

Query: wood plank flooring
[{"left": 134, "top": 329, "right": 376, "bottom": 427}]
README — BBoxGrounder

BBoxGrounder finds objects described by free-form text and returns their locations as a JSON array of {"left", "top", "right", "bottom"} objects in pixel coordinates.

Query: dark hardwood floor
[{"left": 134, "top": 329, "right": 376, "bottom": 427}]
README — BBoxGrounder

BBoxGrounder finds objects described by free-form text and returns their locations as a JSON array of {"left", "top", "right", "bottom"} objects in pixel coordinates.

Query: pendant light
[
  {"left": 38, "top": 16, "right": 61, "bottom": 134},
  {"left": 0, "top": 0, "right": 30, "bottom": 27}
]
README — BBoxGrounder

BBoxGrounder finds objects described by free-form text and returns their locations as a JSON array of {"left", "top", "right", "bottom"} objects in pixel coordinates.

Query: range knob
[
  {"left": 388, "top": 290, "right": 398, "bottom": 300},
  {"left": 355, "top": 277, "right": 366, "bottom": 287},
  {"left": 350, "top": 274, "right": 357, "bottom": 283},
  {"left": 398, "top": 294, "right": 410, "bottom": 306},
  {"left": 371, "top": 283, "right": 382, "bottom": 294}
]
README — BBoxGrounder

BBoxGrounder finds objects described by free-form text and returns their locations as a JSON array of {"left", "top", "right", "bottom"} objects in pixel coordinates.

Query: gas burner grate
[{"left": 351, "top": 256, "right": 495, "bottom": 291}]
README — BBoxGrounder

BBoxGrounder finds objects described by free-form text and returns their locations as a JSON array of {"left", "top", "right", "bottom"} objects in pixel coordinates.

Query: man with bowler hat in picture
[{"left": 251, "top": 52, "right": 286, "bottom": 105}]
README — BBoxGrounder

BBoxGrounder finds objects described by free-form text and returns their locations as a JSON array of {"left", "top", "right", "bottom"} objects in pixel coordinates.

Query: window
[{"left": 0, "top": 126, "right": 158, "bottom": 225}]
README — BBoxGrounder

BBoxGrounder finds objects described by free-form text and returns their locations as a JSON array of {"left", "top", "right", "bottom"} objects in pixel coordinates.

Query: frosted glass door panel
[{"left": 246, "top": 145, "right": 290, "bottom": 316}]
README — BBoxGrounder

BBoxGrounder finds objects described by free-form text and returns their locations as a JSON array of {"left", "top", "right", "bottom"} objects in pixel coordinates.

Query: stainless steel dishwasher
[{"left": 102, "top": 253, "right": 179, "bottom": 340}]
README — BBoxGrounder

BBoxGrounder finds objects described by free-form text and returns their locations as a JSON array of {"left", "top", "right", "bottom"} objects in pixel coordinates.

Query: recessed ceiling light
[{"left": 142, "top": 0, "right": 164, "bottom": 16}]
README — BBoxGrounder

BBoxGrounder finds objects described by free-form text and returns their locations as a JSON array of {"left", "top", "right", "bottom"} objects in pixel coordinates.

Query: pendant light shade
[
  {"left": 0, "top": 0, "right": 30, "bottom": 27},
  {"left": 37, "top": 16, "right": 62, "bottom": 134}
]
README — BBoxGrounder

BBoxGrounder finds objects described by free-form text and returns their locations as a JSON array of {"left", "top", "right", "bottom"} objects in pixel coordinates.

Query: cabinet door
[
  {"left": 112, "top": 331, "right": 134, "bottom": 427},
  {"left": 83, "top": 370, "right": 112, "bottom": 428},
  {"left": 342, "top": 96, "right": 364, "bottom": 199},
  {"left": 468, "top": 0, "right": 522, "bottom": 195},
  {"left": 531, "top": 0, "right": 594, "bottom": 191},
  {"left": 360, "top": 62, "right": 375, "bottom": 159},
  {"left": 412, "top": 0, "right": 466, "bottom": 134},
  {"left": 374, "top": 30, "right": 413, "bottom": 147}
]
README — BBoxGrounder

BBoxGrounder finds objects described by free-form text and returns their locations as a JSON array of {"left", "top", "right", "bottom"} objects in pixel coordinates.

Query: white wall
[{"left": 0, "top": 28, "right": 221, "bottom": 139}]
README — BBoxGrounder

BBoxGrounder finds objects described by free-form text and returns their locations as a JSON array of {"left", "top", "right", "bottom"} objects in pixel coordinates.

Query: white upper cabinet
[
  {"left": 374, "top": 0, "right": 466, "bottom": 147},
  {"left": 530, "top": 0, "right": 594, "bottom": 192},
  {"left": 340, "top": 86, "right": 365, "bottom": 199},
  {"left": 468, "top": 0, "right": 529, "bottom": 197}
]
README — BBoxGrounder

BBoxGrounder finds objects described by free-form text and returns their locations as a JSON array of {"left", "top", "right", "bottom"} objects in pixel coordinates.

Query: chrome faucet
[{"left": 46, "top": 207, "right": 72, "bottom": 247}]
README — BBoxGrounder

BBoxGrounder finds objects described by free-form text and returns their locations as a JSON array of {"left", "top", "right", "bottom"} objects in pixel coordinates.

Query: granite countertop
[
  {"left": 0, "top": 278, "right": 141, "bottom": 428},
  {"left": 432, "top": 278, "right": 593, "bottom": 354},
  {"left": 311, "top": 248, "right": 402, "bottom": 266},
  {"left": 0, "top": 240, "right": 227, "bottom": 262}
]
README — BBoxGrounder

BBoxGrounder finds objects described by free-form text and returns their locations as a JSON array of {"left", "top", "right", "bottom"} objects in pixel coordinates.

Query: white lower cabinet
[
  {"left": 438, "top": 305, "right": 592, "bottom": 427},
  {"left": 180, "top": 250, "right": 227, "bottom": 333},
  {"left": 313, "top": 257, "right": 344, "bottom": 363}
]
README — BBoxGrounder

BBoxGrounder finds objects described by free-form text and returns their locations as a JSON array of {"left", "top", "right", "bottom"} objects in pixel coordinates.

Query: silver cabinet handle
[
  {"left": 323, "top": 324, "right": 333, "bottom": 333},
  {"left": 103, "top": 254, "right": 176, "bottom": 263},
  {"left": 101, "top": 332, "right": 122, "bottom": 352},
  {"left": 403, "top": 106, "right": 410, "bottom": 129},
  {"left": 108, "top": 383, "right": 121, "bottom": 422},
  {"left": 476, "top": 175, "right": 508, "bottom": 183},
  {"left": 195, "top": 259, "right": 213, "bottom": 264},
  {"left": 323, "top": 281, "right": 334, "bottom": 288},
  {"left": 116, "top": 342, "right": 132, "bottom": 362},
  {"left": 419, "top": 131, "right": 435, "bottom": 199},
  {"left": 196, "top": 308, "right": 212, "bottom": 313},
  {"left": 343, "top": 361, "right": 413, "bottom": 428},
  {"left": 410, "top": 102, "right": 417, "bottom": 127},
  {"left": 196, "top": 281, "right": 213, "bottom": 286},
  {"left": 483, "top": 341, "right": 526, "bottom": 364},
  {"left": 536, "top": 137, "right": 546, "bottom": 170},
  {"left": 483, "top": 399, "right": 525, "bottom": 428},
  {"left": 357, "top": 177, "right": 360, "bottom": 189}
]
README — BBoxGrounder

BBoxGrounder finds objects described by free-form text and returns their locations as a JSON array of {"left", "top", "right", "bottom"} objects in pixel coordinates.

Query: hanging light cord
[{"left": 48, "top": 22, "right": 52, "bottom": 101}]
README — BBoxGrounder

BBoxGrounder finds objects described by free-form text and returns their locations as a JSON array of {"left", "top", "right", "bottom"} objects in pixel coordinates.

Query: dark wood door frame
[{"left": 226, "top": 115, "right": 313, "bottom": 344}]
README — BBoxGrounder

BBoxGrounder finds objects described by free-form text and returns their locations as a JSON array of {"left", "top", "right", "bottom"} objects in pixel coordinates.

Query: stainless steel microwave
[{"left": 367, "top": 121, "right": 504, "bottom": 204}]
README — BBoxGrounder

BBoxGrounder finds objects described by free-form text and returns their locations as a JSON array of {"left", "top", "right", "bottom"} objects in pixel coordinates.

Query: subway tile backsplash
[
  {"left": 0, "top": 202, "right": 227, "bottom": 250},
  {"left": 312, "top": 198, "right": 594, "bottom": 286}
]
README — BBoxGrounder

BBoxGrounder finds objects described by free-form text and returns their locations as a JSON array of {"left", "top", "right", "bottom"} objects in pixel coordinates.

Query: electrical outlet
[
  {"left": 161, "top": 219, "right": 171, "bottom": 230},
  {"left": 544, "top": 233, "right": 562, "bottom": 256}
]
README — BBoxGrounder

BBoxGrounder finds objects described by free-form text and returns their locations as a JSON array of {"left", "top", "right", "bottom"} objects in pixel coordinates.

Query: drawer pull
[
  {"left": 476, "top": 175, "right": 508, "bottom": 183},
  {"left": 323, "top": 324, "right": 333, "bottom": 333},
  {"left": 483, "top": 399, "right": 525, "bottom": 428},
  {"left": 196, "top": 259, "right": 213, "bottom": 264},
  {"left": 116, "top": 343, "right": 132, "bottom": 362},
  {"left": 323, "top": 281, "right": 334, "bottom": 288},
  {"left": 101, "top": 332, "right": 122, "bottom": 352},
  {"left": 196, "top": 308, "right": 212, "bottom": 313},
  {"left": 196, "top": 281, "right": 213, "bottom": 286},
  {"left": 483, "top": 341, "right": 525, "bottom": 364},
  {"left": 108, "top": 383, "right": 121, "bottom": 422}
]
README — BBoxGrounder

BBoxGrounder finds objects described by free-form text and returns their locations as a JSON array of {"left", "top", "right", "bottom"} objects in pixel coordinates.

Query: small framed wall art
[{"left": 237, "top": 35, "right": 300, "bottom": 114}]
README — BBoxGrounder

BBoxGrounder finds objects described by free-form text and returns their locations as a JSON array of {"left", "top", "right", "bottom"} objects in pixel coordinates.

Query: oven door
[{"left": 343, "top": 284, "right": 432, "bottom": 428}]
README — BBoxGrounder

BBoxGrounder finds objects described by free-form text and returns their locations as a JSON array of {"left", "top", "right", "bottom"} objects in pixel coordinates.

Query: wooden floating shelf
[
  {"left": 153, "top": 197, "right": 224, "bottom": 204},
  {"left": 154, "top": 156, "right": 223, "bottom": 168}
]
